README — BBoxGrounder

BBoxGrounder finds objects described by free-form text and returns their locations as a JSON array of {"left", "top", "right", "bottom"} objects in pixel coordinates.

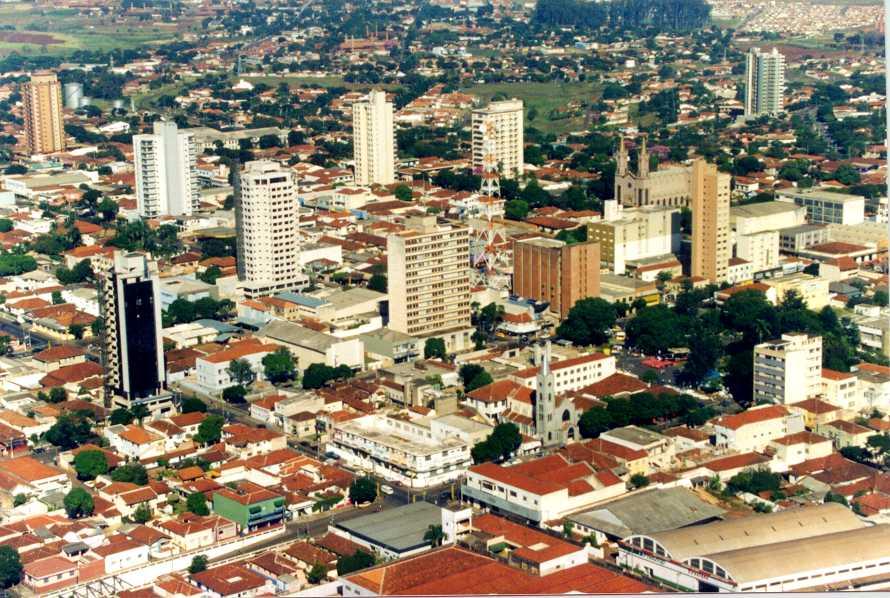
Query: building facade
[
  {"left": 23, "top": 72, "right": 65, "bottom": 155},
  {"left": 512, "top": 236, "right": 600, "bottom": 318},
  {"left": 471, "top": 99, "right": 524, "bottom": 179},
  {"left": 589, "top": 201, "right": 680, "bottom": 275},
  {"left": 614, "top": 137, "right": 692, "bottom": 208},
  {"left": 236, "top": 161, "right": 303, "bottom": 298},
  {"left": 753, "top": 333, "right": 823, "bottom": 404},
  {"left": 352, "top": 89, "right": 396, "bottom": 186},
  {"left": 691, "top": 160, "right": 730, "bottom": 283},
  {"left": 133, "top": 120, "right": 199, "bottom": 218},
  {"left": 776, "top": 189, "right": 865, "bottom": 225},
  {"left": 387, "top": 216, "right": 472, "bottom": 351},
  {"left": 744, "top": 47, "right": 785, "bottom": 117}
]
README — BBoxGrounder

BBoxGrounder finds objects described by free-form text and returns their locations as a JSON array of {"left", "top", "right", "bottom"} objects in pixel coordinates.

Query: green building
[{"left": 212, "top": 481, "right": 285, "bottom": 532}]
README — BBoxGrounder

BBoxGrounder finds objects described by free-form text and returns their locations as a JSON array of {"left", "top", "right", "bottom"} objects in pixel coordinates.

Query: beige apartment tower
[
  {"left": 472, "top": 99, "right": 524, "bottom": 179},
  {"left": 352, "top": 89, "right": 396, "bottom": 186},
  {"left": 512, "top": 237, "right": 600, "bottom": 318},
  {"left": 691, "top": 160, "right": 730, "bottom": 283},
  {"left": 23, "top": 72, "right": 66, "bottom": 155},
  {"left": 388, "top": 216, "right": 472, "bottom": 351}
]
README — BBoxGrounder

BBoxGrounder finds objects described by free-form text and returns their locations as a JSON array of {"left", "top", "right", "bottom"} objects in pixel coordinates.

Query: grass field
[{"left": 460, "top": 81, "right": 604, "bottom": 135}]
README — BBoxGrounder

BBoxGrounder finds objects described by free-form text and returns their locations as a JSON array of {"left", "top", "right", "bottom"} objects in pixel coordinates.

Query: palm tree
[{"left": 423, "top": 524, "right": 445, "bottom": 547}]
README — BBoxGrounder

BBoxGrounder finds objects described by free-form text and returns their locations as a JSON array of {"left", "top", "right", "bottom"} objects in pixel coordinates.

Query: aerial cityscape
[{"left": 0, "top": 0, "right": 885, "bottom": 595}]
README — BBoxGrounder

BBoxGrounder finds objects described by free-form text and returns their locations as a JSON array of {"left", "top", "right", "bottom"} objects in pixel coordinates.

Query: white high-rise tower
[
  {"left": 133, "top": 120, "right": 199, "bottom": 218},
  {"left": 745, "top": 47, "right": 785, "bottom": 117},
  {"left": 472, "top": 99, "right": 524, "bottom": 179},
  {"left": 352, "top": 89, "right": 395, "bottom": 186}
]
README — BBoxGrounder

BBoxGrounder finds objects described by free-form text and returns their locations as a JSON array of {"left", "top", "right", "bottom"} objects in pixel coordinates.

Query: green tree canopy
[
  {"left": 262, "top": 347, "right": 297, "bottom": 384},
  {"left": 186, "top": 491, "right": 210, "bottom": 516},
  {"left": 0, "top": 546, "right": 22, "bottom": 589},
  {"left": 73, "top": 450, "right": 108, "bottom": 481},
  {"left": 195, "top": 414, "right": 224, "bottom": 445},
  {"left": 424, "top": 337, "right": 447, "bottom": 360},
  {"left": 349, "top": 477, "right": 377, "bottom": 504},
  {"left": 471, "top": 422, "right": 522, "bottom": 464},
  {"left": 111, "top": 463, "right": 148, "bottom": 485},
  {"left": 557, "top": 298, "right": 617, "bottom": 346},
  {"left": 64, "top": 487, "right": 94, "bottom": 519}
]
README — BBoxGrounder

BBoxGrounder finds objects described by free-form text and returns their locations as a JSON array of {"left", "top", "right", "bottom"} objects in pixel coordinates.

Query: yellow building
[
  {"left": 23, "top": 72, "right": 65, "bottom": 155},
  {"left": 691, "top": 160, "right": 730, "bottom": 283}
]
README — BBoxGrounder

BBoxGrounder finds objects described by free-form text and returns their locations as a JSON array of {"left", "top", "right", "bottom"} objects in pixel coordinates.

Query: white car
[{"left": 380, "top": 484, "right": 394, "bottom": 495}]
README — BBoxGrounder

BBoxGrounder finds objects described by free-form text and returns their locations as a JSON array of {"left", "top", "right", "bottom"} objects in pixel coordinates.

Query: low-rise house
[
  {"left": 0, "top": 456, "right": 70, "bottom": 502},
  {"left": 767, "top": 431, "right": 834, "bottom": 467},
  {"left": 91, "top": 534, "right": 150, "bottom": 574},
  {"left": 154, "top": 513, "right": 237, "bottom": 551},
  {"left": 190, "top": 563, "right": 275, "bottom": 598},
  {"left": 712, "top": 405, "right": 804, "bottom": 453},
  {"left": 104, "top": 424, "right": 166, "bottom": 461},
  {"left": 815, "top": 419, "right": 875, "bottom": 448},
  {"left": 195, "top": 339, "right": 281, "bottom": 393},
  {"left": 212, "top": 481, "right": 286, "bottom": 533}
]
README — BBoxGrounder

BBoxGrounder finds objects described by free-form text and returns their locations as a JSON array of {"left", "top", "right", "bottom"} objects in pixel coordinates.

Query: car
[{"left": 380, "top": 484, "right": 394, "bottom": 495}]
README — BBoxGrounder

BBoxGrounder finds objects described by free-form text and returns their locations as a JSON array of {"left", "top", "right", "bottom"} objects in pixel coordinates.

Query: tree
[
  {"left": 625, "top": 305, "right": 684, "bottom": 355},
  {"left": 132, "top": 502, "right": 152, "bottom": 524},
  {"left": 579, "top": 407, "right": 612, "bottom": 439},
  {"left": 726, "top": 469, "right": 781, "bottom": 495},
  {"left": 109, "top": 407, "right": 134, "bottom": 426},
  {"left": 337, "top": 550, "right": 375, "bottom": 575},
  {"left": 424, "top": 524, "right": 445, "bottom": 547},
  {"left": 13, "top": 494, "right": 27, "bottom": 507},
  {"left": 349, "top": 477, "right": 377, "bottom": 505},
  {"left": 48, "top": 387, "right": 67, "bottom": 403},
  {"left": 227, "top": 358, "right": 254, "bottom": 387},
  {"left": 186, "top": 491, "right": 210, "bottom": 516},
  {"left": 262, "top": 347, "right": 297, "bottom": 384},
  {"left": 222, "top": 385, "right": 247, "bottom": 404},
  {"left": 557, "top": 298, "right": 617, "bottom": 346},
  {"left": 73, "top": 450, "right": 108, "bottom": 481},
  {"left": 189, "top": 555, "right": 208, "bottom": 574},
  {"left": 64, "top": 487, "right": 94, "bottom": 519},
  {"left": 424, "top": 337, "right": 447, "bottom": 360},
  {"left": 640, "top": 369, "right": 660, "bottom": 384},
  {"left": 51, "top": 290, "right": 63, "bottom": 304},
  {"left": 306, "top": 563, "right": 327, "bottom": 584},
  {"left": 0, "top": 546, "right": 22, "bottom": 589},
  {"left": 629, "top": 473, "right": 650, "bottom": 489},
  {"left": 459, "top": 364, "right": 493, "bottom": 392},
  {"left": 44, "top": 415, "right": 94, "bottom": 450},
  {"left": 0, "top": 219, "right": 12, "bottom": 233},
  {"left": 198, "top": 265, "right": 222, "bottom": 285},
  {"left": 195, "top": 414, "right": 224, "bottom": 445},
  {"left": 302, "top": 363, "right": 354, "bottom": 390},
  {"left": 393, "top": 184, "right": 413, "bottom": 201},
  {"left": 112, "top": 463, "right": 148, "bottom": 485},
  {"left": 68, "top": 323, "right": 85, "bottom": 340},
  {"left": 180, "top": 397, "right": 207, "bottom": 413},
  {"left": 504, "top": 199, "right": 529, "bottom": 220},
  {"left": 131, "top": 403, "right": 150, "bottom": 423},
  {"left": 472, "top": 423, "right": 521, "bottom": 464},
  {"left": 367, "top": 273, "right": 387, "bottom": 293}
]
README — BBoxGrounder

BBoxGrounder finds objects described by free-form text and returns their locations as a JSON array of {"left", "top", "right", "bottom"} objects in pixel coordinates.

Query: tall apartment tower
[
  {"left": 235, "top": 161, "right": 302, "bottom": 298},
  {"left": 472, "top": 99, "right": 524, "bottom": 179},
  {"left": 98, "top": 251, "right": 165, "bottom": 407},
  {"left": 691, "top": 160, "right": 731, "bottom": 283},
  {"left": 23, "top": 72, "right": 66, "bottom": 155},
  {"left": 753, "top": 333, "right": 823, "bottom": 404},
  {"left": 512, "top": 236, "right": 600, "bottom": 318},
  {"left": 745, "top": 47, "right": 785, "bottom": 117},
  {"left": 352, "top": 89, "right": 395, "bottom": 186},
  {"left": 387, "top": 216, "right": 472, "bottom": 352},
  {"left": 133, "top": 120, "right": 199, "bottom": 218}
]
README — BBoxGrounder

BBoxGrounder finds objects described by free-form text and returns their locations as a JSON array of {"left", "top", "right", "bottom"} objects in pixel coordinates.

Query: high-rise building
[
  {"left": 512, "top": 236, "right": 600, "bottom": 318},
  {"left": 352, "top": 89, "right": 395, "bottom": 186},
  {"left": 744, "top": 47, "right": 785, "bottom": 117},
  {"left": 691, "top": 160, "right": 731, "bottom": 283},
  {"left": 588, "top": 200, "right": 681, "bottom": 275},
  {"left": 387, "top": 216, "right": 472, "bottom": 351},
  {"left": 614, "top": 136, "right": 692, "bottom": 208},
  {"left": 753, "top": 333, "right": 823, "bottom": 404},
  {"left": 472, "top": 99, "right": 524, "bottom": 179},
  {"left": 98, "top": 251, "right": 165, "bottom": 408},
  {"left": 23, "top": 72, "right": 65, "bottom": 155},
  {"left": 235, "top": 161, "right": 303, "bottom": 298},
  {"left": 133, "top": 120, "right": 199, "bottom": 218}
]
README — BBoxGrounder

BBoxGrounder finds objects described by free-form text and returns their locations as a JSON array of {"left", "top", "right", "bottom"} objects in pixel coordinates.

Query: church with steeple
[{"left": 614, "top": 135, "right": 694, "bottom": 209}]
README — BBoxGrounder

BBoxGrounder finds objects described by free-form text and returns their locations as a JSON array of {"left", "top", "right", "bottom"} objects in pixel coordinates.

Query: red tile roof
[{"left": 713, "top": 405, "right": 789, "bottom": 430}]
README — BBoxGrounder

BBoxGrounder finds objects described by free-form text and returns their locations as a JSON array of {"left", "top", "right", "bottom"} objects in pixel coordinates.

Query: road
[{"left": 0, "top": 315, "right": 49, "bottom": 352}]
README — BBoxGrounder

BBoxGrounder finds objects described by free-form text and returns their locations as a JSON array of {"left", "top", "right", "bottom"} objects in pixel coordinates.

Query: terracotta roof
[
  {"left": 33, "top": 345, "right": 85, "bottom": 362},
  {"left": 771, "top": 431, "right": 830, "bottom": 446},
  {"left": 40, "top": 361, "right": 103, "bottom": 386},
  {"left": 316, "top": 532, "right": 365, "bottom": 558},
  {"left": 199, "top": 339, "right": 279, "bottom": 364},
  {"left": 713, "top": 405, "right": 789, "bottom": 430},
  {"left": 789, "top": 397, "right": 843, "bottom": 414},
  {"left": 822, "top": 368, "right": 855, "bottom": 381},
  {"left": 191, "top": 564, "right": 267, "bottom": 595},
  {"left": 703, "top": 452, "right": 771, "bottom": 472},
  {"left": 576, "top": 373, "right": 647, "bottom": 397},
  {"left": 466, "top": 380, "right": 533, "bottom": 404}
]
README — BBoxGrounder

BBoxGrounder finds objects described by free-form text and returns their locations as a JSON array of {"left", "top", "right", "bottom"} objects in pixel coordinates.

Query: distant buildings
[
  {"left": 753, "top": 333, "right": 823, "bottom": 404},
  {"left": 352, "top": 89, "right": 396, "bottom": 186},
  {"left": 133, "top": 120, "right": 199, "bottom": 218},
  {"left": 236, "top": 161, "right": 304, "bottom": 298},
  {"left": 23, "top": 72, "right": 65, "bottom": 155},
  {"left": 511, "top": 236, "right": 600, "bottom": 318},
  {"left": 691, "top": 160, "right": 730, "bottom": 283},
  {"left": 98, "top": 251, "right": 166, "bottom": 412},
  {"left": 472, "top": 99, "right": 524, "bottom": 179},
  {"left": 387, "top": 216, "right": 472, "bottom": 352},
  {"left": 744, "top": 47, "right": 785, "bottom": 117},
  {"left": 614, "top": 137, "right": 691, "bottom": 208}
]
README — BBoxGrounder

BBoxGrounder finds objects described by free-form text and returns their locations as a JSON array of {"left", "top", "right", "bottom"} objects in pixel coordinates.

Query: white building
[
  {"left": 194, "top": 339, "right": 281, "bottom": 393},
  {"left": 712, "top": 404, "right": 805, "bottom": 453},
  {"left": 744, "top": 47, "right": 785, "bottom": 117},
  {"left": 257, "top": 319, "right": 364, "bottom": 371},
  {"left": 326, "top": 413, "right": 472, "bottom": 489},
  {"left": 352, "top": 90, "right": 396, "bottom": 186},
  {"left": 133, "top": 120, "right": 199, "bottom": 218},
  {"left": 471, "top": 99, "right": 524, "bottom": 179},
  {"left": 776, "top": 189, "right": 865, "bottom": 225},
  {"left": 236, "top": 161, "right": 304, "bottom": 298},
  {"left": 508, "top": 352, "right": 616, "bottom": 394},
  {"left": 589, "top": 201, "right": 680, "bottom": 275},
  {"left": 753, "top": 333, "right": 823, "bottom": 404}
]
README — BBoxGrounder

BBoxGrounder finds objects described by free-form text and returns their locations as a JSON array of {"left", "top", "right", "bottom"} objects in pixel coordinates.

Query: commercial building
[
  {"left": 744, "top": 47, "right": 785, "bottom": 117},
  {"left": 23, "top": 72, "right": 65, "bottom": 155},
  {"left": 461, "top": 453, "right": 624, "bottom": 524},
  {"left": 512, "top": 236, "right": 600, "bottom": 318},
  {"left": 614, "top": 137, "right": 692, "bottom": 208},
  {"left": 691, "top": 160, "right": 731, "bottom": 283},
  {"left": 712, "top": 404, "right": 805, "bottom": 452},
  {"left": 731, "top": 201, "right": 807, "bottom": 235},
  {"left": 97, "top": 252, "right": 166, "bottom": 409},
  {"left": 212, "top": 481, "right": 285, "bottom": 532},
  {"left": 753, "top": 333, "right": 823, "bottom": 404},
  {"left": 618, "top": 504, "right": 890, "bottom": 592},
  {"left": 257, "top": 319, "right": 365, "bottom": 371},
  {"left": 387, "top": 216, "right": 472, "bottom": 351},
  {"left": 235, "top": 161, "right": 304, "bottom": 298},
  {"left": 779, "top": 224, "right": 830, "bottom": 252},
  {"left": 352, "top": 89, "right": 396, "bottom": 186},
  {"left": 133, "top": 120, "right": 199, "bottom": 218},
  {"left": 763, "top": 272, "right": 830, "bottom": 310},
  {"left": 472, "top": 99, "right": 524, "bottom": 179},
  {"left": 588, "top": 200, "right": 680, "bottom": 275},
  {"left": 326, "top": 413, "right": 473, "bottom": 489},
  {"left": 776, "top": 188, "right": 865, "bottom": 225}
]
